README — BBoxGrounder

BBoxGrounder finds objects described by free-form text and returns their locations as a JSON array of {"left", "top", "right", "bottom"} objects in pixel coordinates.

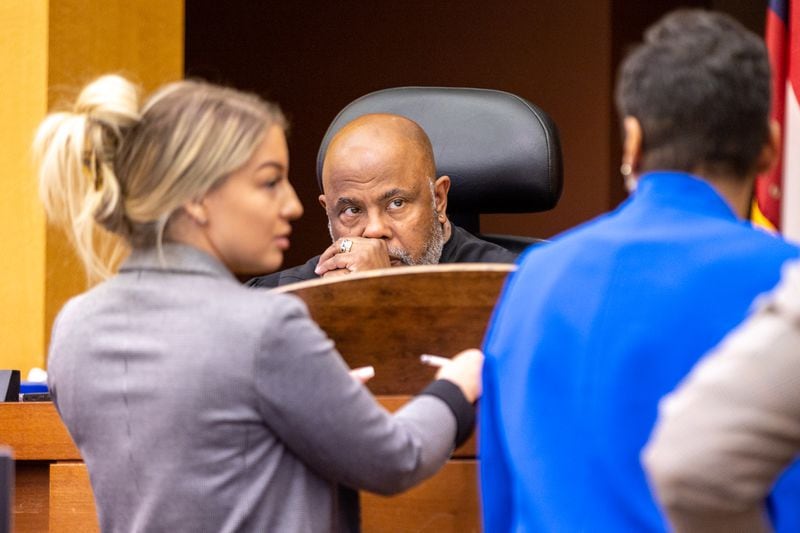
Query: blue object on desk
[{"left": 20, "top": 381, "right": 48, "bottom": 394}]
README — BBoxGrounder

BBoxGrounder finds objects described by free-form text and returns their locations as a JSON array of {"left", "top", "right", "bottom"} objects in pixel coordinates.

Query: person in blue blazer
[{"left": 479, "top": 9, "right": 800, "bottom": 532}]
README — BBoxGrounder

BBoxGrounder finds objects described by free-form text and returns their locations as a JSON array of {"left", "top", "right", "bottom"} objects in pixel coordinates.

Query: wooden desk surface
[{"left": 0, "top": 403, "right": 79, "bottom": 460}]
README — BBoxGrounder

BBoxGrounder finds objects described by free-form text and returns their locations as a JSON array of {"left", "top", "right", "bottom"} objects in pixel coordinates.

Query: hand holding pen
[{"left": 420, "top": 350, "right": 484, "bottom": 403}]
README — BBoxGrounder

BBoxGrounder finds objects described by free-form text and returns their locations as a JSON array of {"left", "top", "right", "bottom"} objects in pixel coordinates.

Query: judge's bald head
[{"left": 319, "top": 114, "right": 451, "bottom": 266}]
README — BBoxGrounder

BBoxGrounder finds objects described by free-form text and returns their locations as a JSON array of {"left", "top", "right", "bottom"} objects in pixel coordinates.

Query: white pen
[
  {"left": 420, "top": 354, "right": 451, "bottom": 367},
  {"left": 350, "top": 366, "right": 375, "bottom": 381}
]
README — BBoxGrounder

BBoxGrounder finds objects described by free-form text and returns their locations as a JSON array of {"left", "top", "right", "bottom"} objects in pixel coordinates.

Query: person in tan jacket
[{"left": 644, "top": 260, "right": 800, "bottom": 533}]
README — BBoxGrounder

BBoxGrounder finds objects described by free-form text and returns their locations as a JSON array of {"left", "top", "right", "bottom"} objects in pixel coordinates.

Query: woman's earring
[{"left": 620, "top": 162, "right": 637, "bottom": 193}]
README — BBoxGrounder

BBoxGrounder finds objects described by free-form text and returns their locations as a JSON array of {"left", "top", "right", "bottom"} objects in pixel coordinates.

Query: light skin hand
[
  {"left": 315, "top": 237, "right": 392, "bottom": 277},
  {"left": 434, "top": 349, "right": 484, "bottom": 403}
]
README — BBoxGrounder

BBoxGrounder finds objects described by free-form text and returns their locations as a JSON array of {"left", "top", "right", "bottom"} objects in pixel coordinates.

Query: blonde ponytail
[{"left": 34, "top": 75, "right": 140, "bottom": 281}]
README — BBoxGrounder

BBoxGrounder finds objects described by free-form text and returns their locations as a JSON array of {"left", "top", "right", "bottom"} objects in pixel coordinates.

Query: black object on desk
[
  {"left": 21, "top": 392, "right": 51, "bottom": 402},
  {"left": 0, "top": 371, "right": 20, "bottom": 402}
]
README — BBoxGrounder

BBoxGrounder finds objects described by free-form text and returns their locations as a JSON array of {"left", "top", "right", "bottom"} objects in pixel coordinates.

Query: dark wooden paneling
[
  {"left": 362, "top": 461, "right": 479, "bottom": 533},
  {"left": 185, "top": 1, "right": 768, "bottom": 270},
  {"left": 14, "top": 463, "right": 49, "bottom": 533},
  {"left": 185, "top": 1, "right": 614, "bottom": 269}
]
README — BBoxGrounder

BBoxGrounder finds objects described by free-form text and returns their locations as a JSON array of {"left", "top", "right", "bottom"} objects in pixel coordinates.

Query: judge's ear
[
  {"left": 318, "top": 194, "right": 327, "bottom": 211},
  {"left": 433, "top": 175, "right": 450, "bottom": 221},
  {"left": 755, "top": 119, "right": 781, "bottom": 175}
]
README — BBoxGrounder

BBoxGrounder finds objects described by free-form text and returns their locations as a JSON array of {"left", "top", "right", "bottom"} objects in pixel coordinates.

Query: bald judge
[{"left": 248, "top": 114, "right": 516, "bottom": 288}]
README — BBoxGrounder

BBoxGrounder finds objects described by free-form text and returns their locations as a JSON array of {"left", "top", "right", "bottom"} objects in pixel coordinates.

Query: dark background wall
[{"left": 185, "top": 0, "right": 763, "bottom": 270}]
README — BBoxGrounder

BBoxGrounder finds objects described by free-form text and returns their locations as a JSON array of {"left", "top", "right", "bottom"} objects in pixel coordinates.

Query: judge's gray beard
[
  {"left": 327, "top": 211, "right": 445, "bottom": 266},
  {"left": 389, "top": 213, "right": 444, "bottom": 265}
]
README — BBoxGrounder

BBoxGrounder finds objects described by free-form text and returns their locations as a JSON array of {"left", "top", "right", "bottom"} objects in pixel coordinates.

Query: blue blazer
[{"left": 480, "top": 172, "right": 800, "bottom": 532}]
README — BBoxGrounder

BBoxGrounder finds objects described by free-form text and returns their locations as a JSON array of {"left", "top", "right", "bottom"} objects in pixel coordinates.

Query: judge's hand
[
  {"left": 436, "top": 349, "right": 484, "bottom": 403},
  {"left": 315, "top": 237, "right": 392, "bottom": 278}
]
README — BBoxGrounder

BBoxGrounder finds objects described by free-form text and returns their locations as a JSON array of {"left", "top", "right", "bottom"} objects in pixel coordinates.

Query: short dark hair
[{"left": 616, "top": 9, "right": 771, "bottom": 178}]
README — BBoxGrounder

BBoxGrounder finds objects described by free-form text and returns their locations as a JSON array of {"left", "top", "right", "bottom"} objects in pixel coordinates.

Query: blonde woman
[{"left": 35, "top": 75, "right": 482, "bottom": 532}]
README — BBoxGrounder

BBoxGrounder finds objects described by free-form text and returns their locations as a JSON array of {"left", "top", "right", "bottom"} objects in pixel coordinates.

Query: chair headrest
[{"left": 316, "top": 87, "right": 563, "bottom": 214}]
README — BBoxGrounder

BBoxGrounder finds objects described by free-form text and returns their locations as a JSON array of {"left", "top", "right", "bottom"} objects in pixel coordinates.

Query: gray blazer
[{"left": 48, "top": 244, "right": 466, "bottom": 533}]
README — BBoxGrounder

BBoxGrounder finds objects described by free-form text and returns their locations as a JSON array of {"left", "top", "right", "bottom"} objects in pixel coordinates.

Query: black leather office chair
[{"left": 316, "top": 87, "right": 563, "bottom": 253}]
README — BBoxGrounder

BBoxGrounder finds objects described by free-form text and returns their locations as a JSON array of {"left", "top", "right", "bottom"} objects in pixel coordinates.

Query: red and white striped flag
[{"left": 754, "top": 0, "right": 800, "bottom": 241}]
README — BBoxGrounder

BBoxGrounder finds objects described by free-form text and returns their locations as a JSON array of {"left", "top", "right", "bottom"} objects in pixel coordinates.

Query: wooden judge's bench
[{"left": 1, "top": 264, "right": 514, "bottom": 532}]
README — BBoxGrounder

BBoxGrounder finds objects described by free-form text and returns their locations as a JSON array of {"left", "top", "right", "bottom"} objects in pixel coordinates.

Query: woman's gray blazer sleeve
[{"left": 253, "top": 294, "right": 459, "bottom": 495}]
